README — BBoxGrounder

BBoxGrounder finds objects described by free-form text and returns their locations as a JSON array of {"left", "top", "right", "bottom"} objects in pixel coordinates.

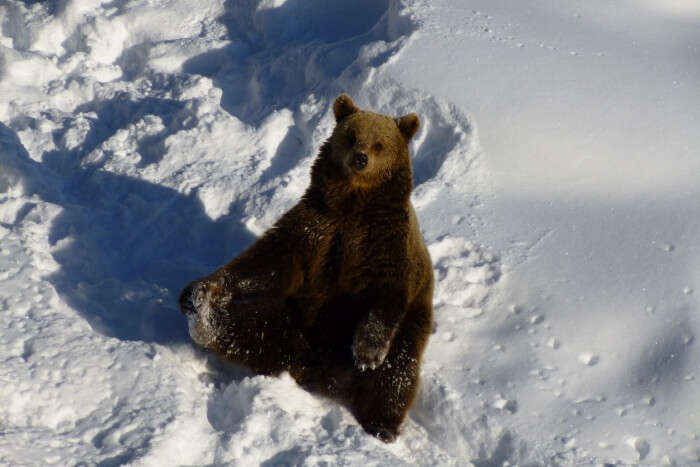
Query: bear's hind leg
[
  {"left": 183, "top": 284, "right": 310, "bottom": 378},
  {"left": 348, "top": 327, "right": 424, "bottom": 443}
]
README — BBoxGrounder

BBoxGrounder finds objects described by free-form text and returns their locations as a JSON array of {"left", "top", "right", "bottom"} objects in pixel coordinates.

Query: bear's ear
[
  {"left": 395, "top": 113, "right": 420, "bottom": 141},
  {"left": 333, "top": 94, "right": 359, "bottom": 122}
]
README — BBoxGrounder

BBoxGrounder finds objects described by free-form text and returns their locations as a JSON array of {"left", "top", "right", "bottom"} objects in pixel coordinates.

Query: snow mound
[{"left": 430, "top": 235, "right": 501, "bottom": 320}]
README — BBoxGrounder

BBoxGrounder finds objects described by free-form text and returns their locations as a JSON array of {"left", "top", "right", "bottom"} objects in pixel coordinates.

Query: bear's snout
[
  {"left": 179, "top": 282, "right": 199, "bottom": 316},
  {"left": 353, "top": 152, "right": 368, "bottom": 171}
]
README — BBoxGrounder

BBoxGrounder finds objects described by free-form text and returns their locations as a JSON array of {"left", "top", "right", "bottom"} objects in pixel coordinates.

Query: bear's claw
[{"left": 352, "top": 335, "right": 390, "bottom": 371}]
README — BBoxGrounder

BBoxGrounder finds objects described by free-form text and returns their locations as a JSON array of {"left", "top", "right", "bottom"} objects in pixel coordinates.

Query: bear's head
[{"left": 327, "top": 94, "right": 420, "bottom": 192}]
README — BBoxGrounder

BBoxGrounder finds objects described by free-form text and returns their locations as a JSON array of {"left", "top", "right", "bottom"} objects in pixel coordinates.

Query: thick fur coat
[{"left": 180, "top": 94, "right": 434, "bottom": 442}]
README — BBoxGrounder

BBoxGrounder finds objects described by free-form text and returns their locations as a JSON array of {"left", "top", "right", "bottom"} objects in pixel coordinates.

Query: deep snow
[{"left": 1, "top": 0, "right": 699, "bottom": 465}]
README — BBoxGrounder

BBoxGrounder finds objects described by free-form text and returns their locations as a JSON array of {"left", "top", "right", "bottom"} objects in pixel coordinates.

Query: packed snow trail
[{"left": 2, "top": 0, "right": 699, "bottom": 465}]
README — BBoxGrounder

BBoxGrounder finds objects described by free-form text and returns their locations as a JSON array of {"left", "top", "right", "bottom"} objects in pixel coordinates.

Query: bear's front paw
[{"left": 352, "top": 327, "right": 392, "bottom": 371}]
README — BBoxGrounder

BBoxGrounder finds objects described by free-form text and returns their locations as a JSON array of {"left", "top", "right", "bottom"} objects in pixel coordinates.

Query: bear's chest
[
  {"left": 293, "top": 216, "right": 369, "bottom": 327},
  {"left": 301, "top": 216, "right": 370, "bottom": 294},
  {"left": 327, "top": 223, "right": 368, "bottom": 291}
]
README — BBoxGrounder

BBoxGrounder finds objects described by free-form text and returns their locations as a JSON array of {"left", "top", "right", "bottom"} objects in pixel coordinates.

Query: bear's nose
[
  {"left": 353, "top": 152, "right": 368, "bottom": 170},
  {"left": 179, "top": 282, "right": 198, "bottom": 316}
]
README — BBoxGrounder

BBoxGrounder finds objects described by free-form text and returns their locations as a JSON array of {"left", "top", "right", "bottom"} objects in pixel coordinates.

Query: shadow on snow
[{"left": 1, "top": 120, "right": 254, "bottom": 344}]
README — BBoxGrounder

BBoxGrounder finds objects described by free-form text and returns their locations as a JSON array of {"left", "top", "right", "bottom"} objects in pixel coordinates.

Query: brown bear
[{"left": 179, "top": 94, "right": 434, "bottom": 442}]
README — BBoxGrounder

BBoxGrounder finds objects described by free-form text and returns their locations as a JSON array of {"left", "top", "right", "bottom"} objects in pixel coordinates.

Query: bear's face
[
  {"left": 330, "top": 112, "right": 403, "bottom": 188},
  {"left": 330, "top": 94, "right": 420, "bottom": 190}
]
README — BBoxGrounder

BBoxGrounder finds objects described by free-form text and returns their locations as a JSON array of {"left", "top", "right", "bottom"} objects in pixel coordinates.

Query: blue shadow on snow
[{"left": 1, "top": 116, "right": 254, "bottom": 344}]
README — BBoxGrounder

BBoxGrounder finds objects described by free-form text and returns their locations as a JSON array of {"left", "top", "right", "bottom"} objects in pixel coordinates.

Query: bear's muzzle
[{"left": 353, "top": 152, "right": 368, "bottom": 171}]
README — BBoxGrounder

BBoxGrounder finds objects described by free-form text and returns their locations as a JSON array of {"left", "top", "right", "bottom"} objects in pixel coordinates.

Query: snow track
[{"left": 2, "top": 0, "right": 699, "bottom": 465}]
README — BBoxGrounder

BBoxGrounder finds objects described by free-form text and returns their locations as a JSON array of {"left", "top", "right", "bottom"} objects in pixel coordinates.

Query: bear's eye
[
  {"left": 373, "top": 142, "right": 383, "bottom": 152},
  {"left": 347, "top": 132, "right": 356, "bottom": 146}
]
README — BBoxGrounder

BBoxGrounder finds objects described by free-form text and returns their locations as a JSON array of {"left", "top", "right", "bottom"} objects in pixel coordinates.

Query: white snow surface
[{"left": 1, "top": 0, "right": 699, "bottom": 465}]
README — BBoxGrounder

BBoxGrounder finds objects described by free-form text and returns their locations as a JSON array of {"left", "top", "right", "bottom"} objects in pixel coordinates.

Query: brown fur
[{"left": 180, "top": 94, "right": 433, "bottom": 442}]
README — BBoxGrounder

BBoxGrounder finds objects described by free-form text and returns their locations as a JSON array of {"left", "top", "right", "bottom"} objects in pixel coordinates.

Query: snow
[{"left": 1, "top": 0, "right": 699, "bottom": 465}]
